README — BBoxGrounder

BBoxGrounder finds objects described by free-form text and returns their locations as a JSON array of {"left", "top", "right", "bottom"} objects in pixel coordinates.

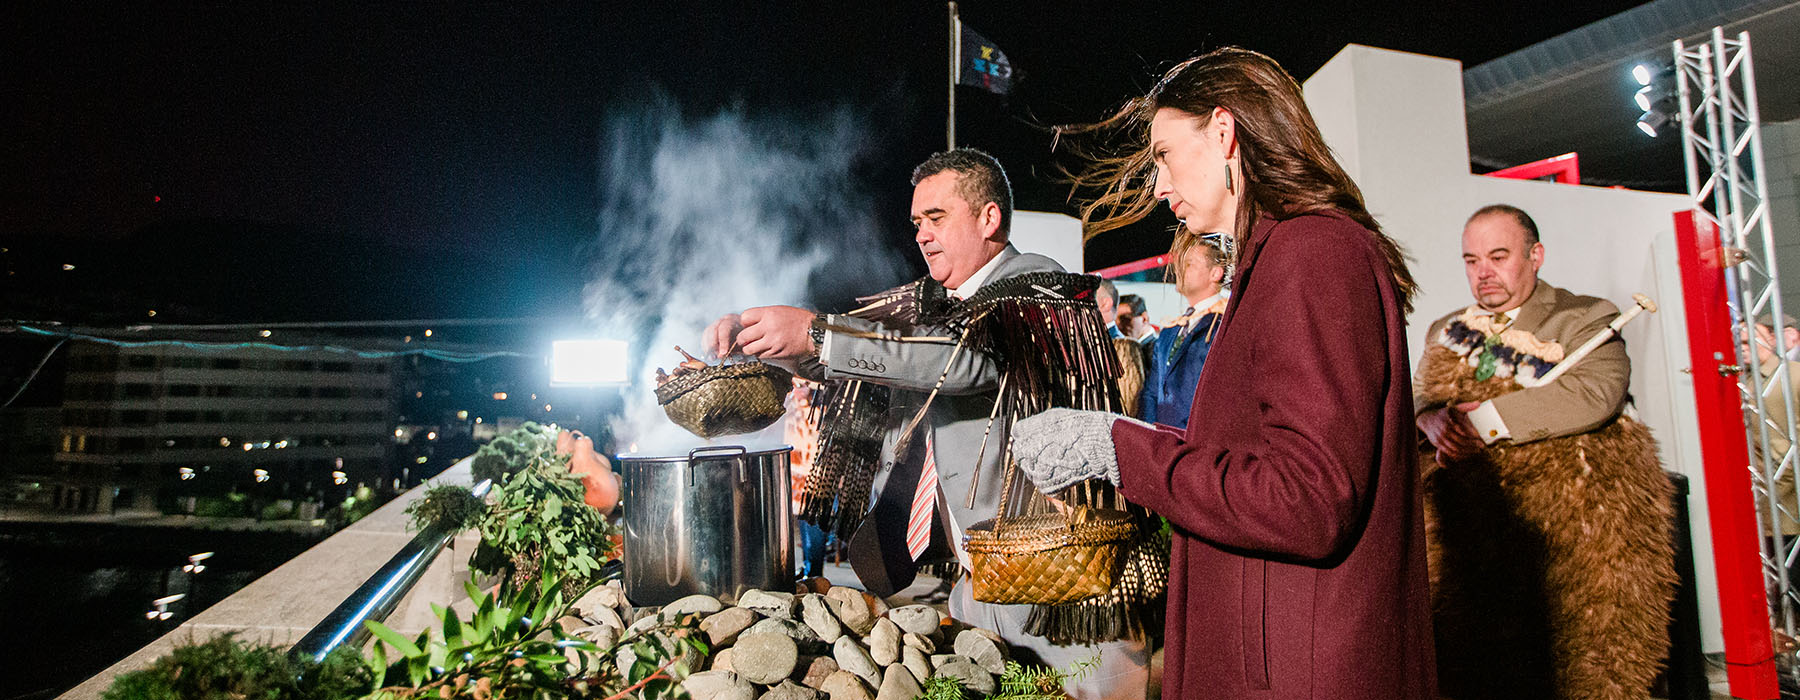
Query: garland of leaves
[{"left": 407, "top": 422, "right": 621, "bottom": 595}]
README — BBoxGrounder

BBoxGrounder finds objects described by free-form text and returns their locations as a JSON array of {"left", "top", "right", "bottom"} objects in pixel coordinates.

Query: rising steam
[{"left": 582, "top": 97, "right": 906, "bottom": 452}]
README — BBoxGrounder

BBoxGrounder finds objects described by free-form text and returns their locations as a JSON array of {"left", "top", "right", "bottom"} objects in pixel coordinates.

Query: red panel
[
  {"left": 1090, "top": 254, "right": 1169, "bottom": 279},
  {"left": 1484, "top": 152, "right": 1581, "bottom": 185},
  {"left": 1675, "top": 210, "right": 1779, "bottom": 698}
]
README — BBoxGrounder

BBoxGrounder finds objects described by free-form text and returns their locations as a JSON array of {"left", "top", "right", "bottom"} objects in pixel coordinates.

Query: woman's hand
[{"left": 1011, "top": 408, "right": 1139, "bottom": 493}]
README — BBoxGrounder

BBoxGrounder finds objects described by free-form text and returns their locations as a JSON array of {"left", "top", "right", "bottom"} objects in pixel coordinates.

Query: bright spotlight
[
  {"left": 1632, "top": 63, "right": 1652, "bottom": 86},
  {"left": 1637, "top": 111, "right": 1669, "bottom": 137},
  {"left": 1634, "top": 85, "right": 1654, "bottom": 112},
  {"left": 550, "top": 339, "right": 629, "bottom": 385}
]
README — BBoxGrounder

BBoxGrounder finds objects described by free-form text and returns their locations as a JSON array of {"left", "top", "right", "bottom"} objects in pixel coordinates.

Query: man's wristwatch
[{"left": 808, "top": 314, "right": 828, "bottom": 354}]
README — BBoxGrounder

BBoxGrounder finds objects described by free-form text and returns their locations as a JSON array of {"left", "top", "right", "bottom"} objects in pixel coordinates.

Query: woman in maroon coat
[{"left": 1013, "top": 48, "right": 1437, "bottom": 699}]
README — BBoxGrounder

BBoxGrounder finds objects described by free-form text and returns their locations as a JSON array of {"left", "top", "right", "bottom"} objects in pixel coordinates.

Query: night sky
[{"left": 3, "top": 1, "right": 1650, "bottom": 325}]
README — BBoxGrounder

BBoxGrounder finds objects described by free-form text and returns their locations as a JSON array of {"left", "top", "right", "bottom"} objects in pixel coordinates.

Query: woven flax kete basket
[
  {"left": 654, "top": 361, "right": 793, "bottom": 438},
  {"left": 964, "top": 505, "right": 1137, "bottom": 605}
]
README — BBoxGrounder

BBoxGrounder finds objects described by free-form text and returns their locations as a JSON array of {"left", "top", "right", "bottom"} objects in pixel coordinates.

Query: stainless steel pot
[{"left": 617, "top": 445, "right": 793, "bottom": 607}]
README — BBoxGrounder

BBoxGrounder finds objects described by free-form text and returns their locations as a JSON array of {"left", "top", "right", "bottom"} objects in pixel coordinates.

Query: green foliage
[
  {"left": 193, "top": 496, "right": 250, "bottom": 518},
  {"left": 470, "top": 421, "right": 557, "bottom": 485},
  {"left": 921, "top": 675, "right": 977, "bottom": 700},
  {"left": 462, "top": 423, "right": 620, "bottom": 592},
  {"left": 990, "top": 656, "right": 1099, "bottom": 699},
  {"left": 101, "top": 633, "right": 370, "bottom": 700},
  {"left": 362, "top": 576, "right": 706, "bottom": 699},
  {"left": 260, "top": 501, "right": 296, "bottom": 521},
  {"left": 405, "top": 484, "right": 489, "bottom": 534}
]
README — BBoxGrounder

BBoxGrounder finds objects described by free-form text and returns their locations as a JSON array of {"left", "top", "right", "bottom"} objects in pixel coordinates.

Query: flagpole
[{"left": 947, "top": 1, "right": 958, "bottom": 149}]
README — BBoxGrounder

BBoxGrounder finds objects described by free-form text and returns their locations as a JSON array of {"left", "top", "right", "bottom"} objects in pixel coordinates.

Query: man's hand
[
  {"left": 702, "top": 313, "right": 744, "bottom": 359},
  {"left": 736, "top": 305, "right": 817, "bottom": 360},
  {"left": 1417, "top": 401, "right": 1485, "bottom": 463}
]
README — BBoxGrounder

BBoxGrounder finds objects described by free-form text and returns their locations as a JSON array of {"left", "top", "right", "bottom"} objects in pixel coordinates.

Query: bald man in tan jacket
[{"left": 1416, "top": 205, "right": 1628, "bottom": 455}]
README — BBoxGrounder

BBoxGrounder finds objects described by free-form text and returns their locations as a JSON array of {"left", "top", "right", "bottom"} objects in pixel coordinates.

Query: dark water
[{"left": 0, "top": 523, "right": 325, "bottom": 700}]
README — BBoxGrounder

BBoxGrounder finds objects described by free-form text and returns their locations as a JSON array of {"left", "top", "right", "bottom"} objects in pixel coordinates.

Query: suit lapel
[{"left": 1508, "top": 281, "right": 1558, "bottom": 335}]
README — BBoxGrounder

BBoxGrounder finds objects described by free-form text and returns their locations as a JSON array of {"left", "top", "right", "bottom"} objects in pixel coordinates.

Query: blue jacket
[{"left": 1141, "top": 312, "right": 1222, "bottom": 428}]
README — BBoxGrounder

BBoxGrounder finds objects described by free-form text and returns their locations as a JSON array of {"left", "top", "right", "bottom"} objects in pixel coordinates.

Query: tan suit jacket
[
  {"left": 1752, "top": 356, "right": 1800, "bottom": 535},
  {"left": 1416, "top": 281, "right": 1629, "bottom": 444}
]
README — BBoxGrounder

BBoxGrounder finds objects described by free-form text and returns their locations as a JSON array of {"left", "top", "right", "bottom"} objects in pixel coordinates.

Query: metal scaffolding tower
[{"left": 1675, "top": 25, "right": 1795, "bottom": 676}]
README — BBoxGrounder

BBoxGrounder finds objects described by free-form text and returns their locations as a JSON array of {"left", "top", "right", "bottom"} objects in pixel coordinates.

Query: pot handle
[{"left": 688, "top": 445, "right": 749, "bottom": 485}]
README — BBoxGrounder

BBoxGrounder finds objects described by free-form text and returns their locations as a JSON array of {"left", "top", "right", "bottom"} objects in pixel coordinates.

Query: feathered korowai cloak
[
  {"left": 1418, "top": 313, "right": 1676, "bottom": 700},
  {"left": 797, "top": 271, "right": 1167, "bottom": 644}
]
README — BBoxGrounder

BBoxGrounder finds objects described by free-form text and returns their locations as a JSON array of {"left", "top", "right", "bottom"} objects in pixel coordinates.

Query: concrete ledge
[{"left": 58, "top": 457, "right": 477, "bottom": 700}]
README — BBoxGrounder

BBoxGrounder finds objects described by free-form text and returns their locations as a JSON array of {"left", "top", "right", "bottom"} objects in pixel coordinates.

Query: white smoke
[{"left": 582, "top": 97, "right": 906, "bottom": 453}]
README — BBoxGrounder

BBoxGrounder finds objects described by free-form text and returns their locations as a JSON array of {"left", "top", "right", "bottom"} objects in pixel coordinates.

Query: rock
[
  {"left": 796, "top": 577, "right": 833, "bottom": 595},
  {"left": 900, "top": 633, "right": 934, "bottom": 654},
  {"left": 876, "top": 665, "right": 923, "bottom": 700},
  {"left": 885, "top": 605, "right": 942, "bottom": 636},
  {"left": 799, "top": 594, "right": 845, "bottom": 643},
  {"left": 623, "top": 612, "right": 661, "bottom": 637},
  {"left": 740, "top": 589, "right": 800, "bottom": 619},
  {"left": 952, "top": 629, "right": 1008, "bottom": 675},
  {"left": 798, "top": 655, "right": 840, "bottom": 689},
  {"left": 832, "top": 636, "right": 882, "bottom": 688},
  {"left": 734, "top": 632, "right": 801, "bottom": 685},
  {"left": 929, "top": 652, "right": 971, "bottom": 665},
  {"left": 762, "top": 680, "right": 828, "bottom": 700},
  {"left": 901, "top": 647, "right": 932, "bottom": 688},
  {"left": 663, "top": 594, "right": 725, "bottom": 620},
  {"left": 932, "top": 659, "right": 996, "bottom": 696},
  {"left": 555, "top": 615, "right": 588, "bottom": 634},
  {"left": 681, "top": 670, "right": 756, "bottom": 700},
  {"left": 750, "top": 617, "right": 826, "bottom": 651},
  {"left": 573, "top": 624, "right": 618, "bottom": 650},
  {"left": 819, "top": 670, "right": 875, "bottom": 700},
  {"left": 712, "top": 647, "right": 736, "bottom": 672},
  {"left": 702, "top": 607, "right": 759, "bottom": 647},
  {"left": 584, "top": 604, "right": 625, "bottom": 632},
  {"left": 571, "top": 583, "right": 626, "bottom": 617},
  {"left": 824, "top": 587, "right": 878, "bottom": 636},
  {"left": 866, "top": 618, "right": 901, "bottom": 666}
]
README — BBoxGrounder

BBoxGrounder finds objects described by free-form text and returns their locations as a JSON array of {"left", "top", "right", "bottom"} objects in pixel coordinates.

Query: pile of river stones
[{"left": 564, "top": 580, "right": 1013, "bottom": 700}]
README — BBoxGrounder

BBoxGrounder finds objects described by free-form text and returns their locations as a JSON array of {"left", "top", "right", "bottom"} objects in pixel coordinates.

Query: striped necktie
[{"left": 905, "top": 435, "right": 940, "bottom": 561}]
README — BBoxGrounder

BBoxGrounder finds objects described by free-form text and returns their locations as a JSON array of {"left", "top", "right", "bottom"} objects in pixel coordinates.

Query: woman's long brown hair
[{"left": 1059, "top": 47, "right": 1417, "bottom": 314}]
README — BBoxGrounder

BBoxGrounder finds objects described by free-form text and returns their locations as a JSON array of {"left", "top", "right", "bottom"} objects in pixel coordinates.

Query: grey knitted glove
[{"left": 1011, "top": 408, "right": 1145, "bottom": 494}]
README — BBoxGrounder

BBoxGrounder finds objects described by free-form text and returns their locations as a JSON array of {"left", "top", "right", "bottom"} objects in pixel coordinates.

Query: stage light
[
  {"left": 1632, "top": 63, "right": 1652, "bottom": 86},
  {"left": 1634, "top": 85, "right": 1654, "bottom": 112},
  {"left": 550, "top": 339, "right": 629, "bottom": 385},
  {"left": 1638, "top": 111, "right": 1669, "bottom": 137}
]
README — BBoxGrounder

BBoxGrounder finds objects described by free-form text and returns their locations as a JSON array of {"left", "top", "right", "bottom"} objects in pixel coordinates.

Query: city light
[
  {"left": 183, "top": 552, "right": 213, "bottom": 574},
  {"left": 147, "top": 310, "right": 157, "bottom": 317},
  {"left": 62, "top": 264, "right": 75, "bottom": 271},
  {"left": 474, "top": 417, "right": 482, "bottom": 424},
  {"left": 551, "top": 339, "right": 630, "bottom": 384},
  {"left": 253, "top": 468, "right": 271, "bottom": 482},
  {"left": 545, "top": 404, "right": 553, "bottom": 412},
  {"left": 331, "top": 470, "right": 348, "bottom": 485},
  {"left": 146, "top": 593, "right": 185, "bottom": 621},
  {"left": 242, "top": 443, "right": 254, "bottom": 451},
  {"left": 274, "top": 439, "right": 289, "bottom": 449},
  {"left": 259, "top": 329, "right": 272, "bottom": 337},
  {"left": 394, "top": 428, "right": 405, "bottom": 437},
  {"left": 456, "top": 410, "right": 468, "bottom": 420},
  {"left": 219, "top": 437, "right": 231, "bottom": 446},
  {"left": 178, "top": 467, "right": 196, "bottom": 480},
  {"left": 426, "top": 431, "right": 437, "bottom": 440},
  {"left": 424, "top": 329, "right": 433, "bottom": 337},
  {"left": 493, "top": 392, "right": 508, "bottom": 400},
  {"left": 415, "top": 456, "right": 429, "bottom": 464}
]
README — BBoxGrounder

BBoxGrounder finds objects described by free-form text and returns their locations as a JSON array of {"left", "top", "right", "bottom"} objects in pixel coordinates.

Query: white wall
[
  {"left": 1009, "top": 210, "right": 1083, "bottom": 274},
  {"left": 1304, "top": 45, "right": 1714, "bottom": 649},
  {"left": 1767, "top": 119, "right": 1800, "bottom": 316}
]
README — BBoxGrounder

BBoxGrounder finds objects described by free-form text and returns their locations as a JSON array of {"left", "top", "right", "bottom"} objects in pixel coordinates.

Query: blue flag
[{"left": 958, "top": 22, "right": 1013, "bottom": 95}]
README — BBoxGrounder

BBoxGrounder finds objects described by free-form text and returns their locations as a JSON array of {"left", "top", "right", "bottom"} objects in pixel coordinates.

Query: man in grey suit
[{"left": 706, "top": 148, "right": 1148, "bottom": 699}]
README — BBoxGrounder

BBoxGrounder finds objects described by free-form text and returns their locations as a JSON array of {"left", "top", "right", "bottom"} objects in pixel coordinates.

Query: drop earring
[{"left": 1224, "top": 162, "right": 1234, "bottom": 195}]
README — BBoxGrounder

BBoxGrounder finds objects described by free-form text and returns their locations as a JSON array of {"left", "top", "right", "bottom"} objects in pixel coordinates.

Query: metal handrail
[{"left": 288, "top": 479, "right": 491, "bottom": 661}]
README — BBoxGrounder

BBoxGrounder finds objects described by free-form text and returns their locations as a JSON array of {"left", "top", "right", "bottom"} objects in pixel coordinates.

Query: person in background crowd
[
  {"left": 1141, "top": 232, "right": 1229, "bottom": 428},
  {"left": 1098, "top": 278, "right": 1126, "bottom": 339},
  {"left": 1116, "top": 293, "right": 1157, "bottom": 343}
]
